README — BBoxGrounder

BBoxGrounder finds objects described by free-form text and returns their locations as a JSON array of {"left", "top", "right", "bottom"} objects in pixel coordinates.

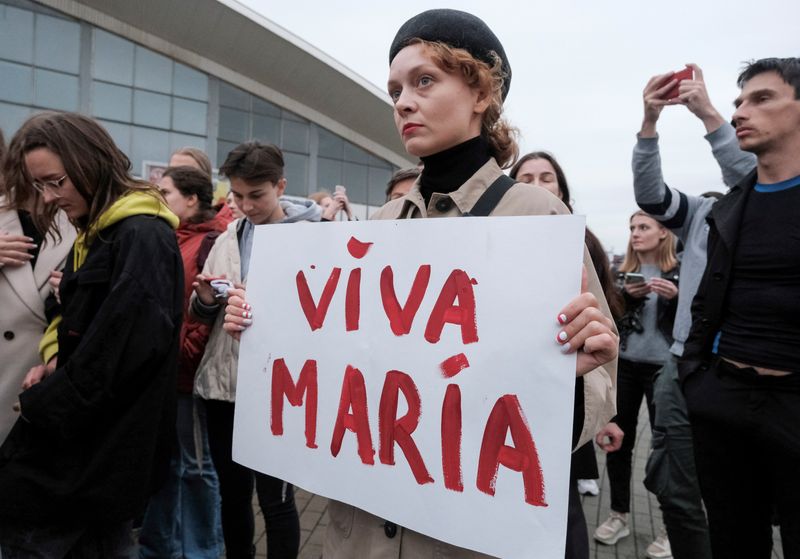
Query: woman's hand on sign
[
  {"left": 556, "top": 266, "right": 619, "bottom": 376},
  {"left": 223, "top": 287, "right": 252, "bottom": 341}
]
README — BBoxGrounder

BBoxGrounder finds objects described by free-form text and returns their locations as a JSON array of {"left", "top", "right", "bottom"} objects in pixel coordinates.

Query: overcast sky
[{"left": 239, "top": 0, "right": 797, "bottom": 252}]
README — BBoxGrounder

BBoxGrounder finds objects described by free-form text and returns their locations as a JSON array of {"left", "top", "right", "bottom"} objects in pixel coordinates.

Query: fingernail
[
  {"left": 242, "top": 311, "right": 251, "bottom": 319},
  {"left": 558, "top": 331, "right": 569, "bottom": 342},
  {"left": 244, "top": 303, "right": 251, "bottom": 310},
  {"left": 560, "top": 342, "right": 572, "bottom": 354},
  {"left": 242, "top": 318, "right": 252, "bottom": 326},
  {"left": 558, "top": 313, "right": 568, "bottom": 325}
]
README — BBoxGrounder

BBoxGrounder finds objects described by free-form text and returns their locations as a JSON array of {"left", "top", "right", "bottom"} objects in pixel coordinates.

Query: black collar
[{"left": 419, "top": 136, "right": 492, "bottom": 205}]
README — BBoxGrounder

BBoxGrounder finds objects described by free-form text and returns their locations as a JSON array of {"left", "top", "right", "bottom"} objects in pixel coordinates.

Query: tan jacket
[
  {"left": 324, "top": 159, "right": 617, "bottom": 558},
  {"left": 192, "top": 219, "right": 241, "bottom": 402},
  {"left": 0, "top": 208, "right": 75, "bottom": 443}
]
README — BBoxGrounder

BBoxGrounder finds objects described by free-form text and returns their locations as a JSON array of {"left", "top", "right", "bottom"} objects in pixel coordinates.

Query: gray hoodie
[
  {"left": 239, "top": 198, "right": 322, "bottom": 280},
  {"left": 631, "top": 123, "right": 756, "bottom": 356}
]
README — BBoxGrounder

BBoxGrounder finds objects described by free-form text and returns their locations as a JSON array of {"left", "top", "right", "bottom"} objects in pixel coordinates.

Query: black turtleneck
[{"left": 419, "top": 136, "right": 492, "bottom": 205}]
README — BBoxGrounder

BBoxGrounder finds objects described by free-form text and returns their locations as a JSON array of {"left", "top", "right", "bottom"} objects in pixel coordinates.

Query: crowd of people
[{"left": 0, "top": 7, "right": 797, "bottom": 559}]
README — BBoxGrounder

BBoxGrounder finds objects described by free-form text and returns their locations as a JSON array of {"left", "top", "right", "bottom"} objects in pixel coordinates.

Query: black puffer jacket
[{"left": 0, "top": 214, "right": 183, "bottom": 524}]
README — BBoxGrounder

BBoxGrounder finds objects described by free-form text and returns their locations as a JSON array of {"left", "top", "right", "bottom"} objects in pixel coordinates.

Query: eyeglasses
[{"left": 32, "top": 174, "right": 68, "bottom": 197}]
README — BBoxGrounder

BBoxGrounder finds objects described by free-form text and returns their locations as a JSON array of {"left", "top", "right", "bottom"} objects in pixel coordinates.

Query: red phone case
[{"left": 664, "top": 67, "right": 694, "bottom": 100}]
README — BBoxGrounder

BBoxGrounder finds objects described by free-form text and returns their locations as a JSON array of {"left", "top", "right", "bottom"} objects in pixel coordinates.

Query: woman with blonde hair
[{"left": 594, "top": 210, "right": 679, "bottom": 548}]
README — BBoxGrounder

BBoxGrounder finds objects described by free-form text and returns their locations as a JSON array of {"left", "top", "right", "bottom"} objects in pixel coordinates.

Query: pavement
[{"left": 252, "top": 404, "right": 785, "bottom": 558}]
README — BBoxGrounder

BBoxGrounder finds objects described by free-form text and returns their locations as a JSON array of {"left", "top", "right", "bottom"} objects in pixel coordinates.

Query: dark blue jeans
[
  {"left": 139, "top": 394, "right": 223, "bottom": 559},
  {"left": 0, "top": 519, "right": 135, "bottom": 558}
]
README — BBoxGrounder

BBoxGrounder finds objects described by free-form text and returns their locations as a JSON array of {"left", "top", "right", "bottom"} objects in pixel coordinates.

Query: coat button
[
  {"left": 700, "top": 363, "right": 709, "bottom": 371},
  {"left": 3, "top": 331, "right": 13, "bottom": 341},
  {"left": 712, "top": 272, "right": 723, "bottom": 281},
  {"left": 701, "top": 318, "right": 710, "bottom": 326},
  {"left": 434, "top": 198, "right": 453, "bottom": 212},
  {"left": 384, "top": 521, "right": 398, "bottom": 538}
]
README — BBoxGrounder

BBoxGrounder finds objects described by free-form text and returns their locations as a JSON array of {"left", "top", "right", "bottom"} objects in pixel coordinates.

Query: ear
[
  {"left": 473, "top": 84, "right": 492, "bottom": 116},
  {"left": 276, "top": 178, "right": 287, "bottom": 196},
  {"left": 186, "top": 193, "right": 199, "bottom": 208}
]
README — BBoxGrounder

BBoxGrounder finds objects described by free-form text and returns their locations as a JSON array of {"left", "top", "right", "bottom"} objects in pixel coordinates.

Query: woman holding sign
[{"left": 225, "top": 9, "right": 618, "bottom": 558}]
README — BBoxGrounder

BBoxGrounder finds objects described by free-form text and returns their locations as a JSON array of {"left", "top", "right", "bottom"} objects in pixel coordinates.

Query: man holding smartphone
[
  {"left": 630, "top": 63, "right": 755, "bottom": 559},
  {"left": 679, "top": 57, "right": 800, "bottom": 559}
]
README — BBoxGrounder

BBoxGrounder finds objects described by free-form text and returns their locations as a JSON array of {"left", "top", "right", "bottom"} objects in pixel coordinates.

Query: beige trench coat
[
  {"left": 0, "top": 207, "right": 75, "bottom": 443},
  {"left": 324, "top": 159, "right": 618, "bottom": 558}
]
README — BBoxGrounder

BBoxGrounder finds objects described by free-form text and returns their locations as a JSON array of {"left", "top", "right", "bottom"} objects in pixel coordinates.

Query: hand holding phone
[{"left": 663, "top": 67, "right": 694, "bottom": 100}]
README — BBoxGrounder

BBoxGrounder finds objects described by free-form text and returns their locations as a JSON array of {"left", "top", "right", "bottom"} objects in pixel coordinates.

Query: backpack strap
[{"left": 463, "top": 174, "right": 516, "bottom": 217}]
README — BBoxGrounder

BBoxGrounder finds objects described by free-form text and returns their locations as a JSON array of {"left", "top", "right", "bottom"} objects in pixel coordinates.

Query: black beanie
[{"left": 389, "top": 9, "right": 511, "bottom": 100}]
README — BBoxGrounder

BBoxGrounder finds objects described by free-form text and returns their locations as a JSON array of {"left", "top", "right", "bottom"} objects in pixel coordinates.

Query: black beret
[{"left": 389, "top": 9, "right": 511, "bottom": 100}]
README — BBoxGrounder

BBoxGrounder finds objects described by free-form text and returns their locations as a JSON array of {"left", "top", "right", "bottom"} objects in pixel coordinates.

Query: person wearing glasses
[
  {"left": 0, "top": 129, "right": 76, "bottom": 446},
  {"left": 0, "top": 112, "right": 183, "bottom": 556},
  {"left": 593, "top": 211, "right": 679, "bottom": 550}
]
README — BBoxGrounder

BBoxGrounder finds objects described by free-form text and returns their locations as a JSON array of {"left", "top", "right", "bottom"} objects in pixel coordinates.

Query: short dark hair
[
  {"left": 737, "top": 57, "right": 800, "bottom": 99},
  {"left": 162, "top": 165, "right": 215, "bottom": 223},
  {"left": 220, "top": 141, "right": 284, "bottom": 185},
  {"left": 508, "top": 151, "right": 573, "bottom": 212},
  {"left": 386, "top": 167, "right": 420, "bottom": 200}
]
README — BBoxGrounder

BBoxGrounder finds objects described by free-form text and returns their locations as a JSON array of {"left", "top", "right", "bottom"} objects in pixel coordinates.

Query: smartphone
[
  {"left": 664, "top": 67, "right": 694, "bottom": 100},
  {"left": 624, "top": 272, "right": 646, "bottom": 285},
  {"left": 334, "top": 184, "right": 346, "bottom": 195},
  {"left": 209, "top": 279, "right": 234, "bottom": 299}
]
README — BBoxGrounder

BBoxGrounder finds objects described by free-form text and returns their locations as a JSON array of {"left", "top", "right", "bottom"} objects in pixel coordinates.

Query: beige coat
[
  {"left": 0, "top": 208, "right": 75, "bottom": 443},
  {"left": 324, "top": 159, "right": 617, "bottom": 558},
  {"left": 191, "top": 218, "right": 242, "bottom": 402}
]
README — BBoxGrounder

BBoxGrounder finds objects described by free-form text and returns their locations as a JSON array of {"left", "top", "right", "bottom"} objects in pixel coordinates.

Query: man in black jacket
[{"left": 679, "top": 57, "right": 800, "bottom": 559}]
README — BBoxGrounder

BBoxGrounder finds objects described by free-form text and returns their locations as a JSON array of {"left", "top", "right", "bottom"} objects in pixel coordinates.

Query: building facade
[{"left": 0, "top": 0, "right": 412, "bottom": 216}]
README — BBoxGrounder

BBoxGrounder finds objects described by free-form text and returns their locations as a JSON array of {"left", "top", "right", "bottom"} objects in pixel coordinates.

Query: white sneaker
[
  {"left": 577, "top": 479, "right": 599, "bottom": 496},
  {"left": 593, "top": 511, "right": 630, "bottom": 545},
  {"left": 646, "top": 526, "right": 672, "bottom": 558}
]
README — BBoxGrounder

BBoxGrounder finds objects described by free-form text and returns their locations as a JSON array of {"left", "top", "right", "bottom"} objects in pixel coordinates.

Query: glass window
[
  {"left": 283, "top": 152, "right": 309, "bottom": 197},
  {"left": 0, "top": 5, "right": 34, "bottom": 64},
  {"left": 91, "top": 81, "right": 132, "bottom": 121},
  {"left": 281, "top": 119, "right": 309, "bottom": 153},
  {"left": 369, "top": 153, "right": 393, "bottom": 169},
  {"left": 317, "top": 157, "right": 342, "bottom": 191},
  {"left": 99, "top": 119, "right": 131, "bottom": 157},
  {"left": 218, "top": 106, "right": 249, "bottom": 141},
  {"left": 133, "top": 90, "right": 171, "bottom": 129},
  {"left": 368, "top": 166, "right": 392, "bottom": 206},
  {"left": 253, "top": 97, "right": 280, "bottom": 117},
  {"left": 0, "top": 61, "right": 33, "bottom": 104},
  {"left": 173, "top": 62, "right": 208, "bottom": 101},
  {"left": 343, "top": 162, "right": 368, "bottom": 204},
  {"left": 172, "top": 98, "right": 207, "bottom": 136},
  {"left": 169, "top": 132, "right": 206, "bottom": 156},
  {"left": 344, "top": 141, "right": 372, "bottom": 165},
  {"left": 318, "top": 127, "right": 343, "bottom": 158},
  {"left": 34, "top": 14, "right": 80, "bottom": 74},
  {"left": 281, "top": 109, "right": 307, "bottom": 123},
  {"left": 93, "top": 29, "right": 134, "bottom": 85},
  {"left": 216, "top": 140, "right": 239, "bottom": 168},
  {"left": 0, "top": 102, "right": 32, "bottom": 136},
  {"left": 130, "top": 126, "right": 170, "bottom": 175},
  {"left": 252, "top": 114, "right": 280, "bottom": 144},
  {"left": 219, "top": 82, "right": 249, "bottom": 110},
  {"left": 134, "top": 46, "right": 172, "bottom": 93},
  {"left": 34, "top": 69, "right": 78, "bottom": 111}
]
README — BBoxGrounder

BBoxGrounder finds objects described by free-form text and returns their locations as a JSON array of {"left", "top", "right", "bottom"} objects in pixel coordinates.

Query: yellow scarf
[{"left": 39, "top": 192, "right": 178, "bottom": 363}]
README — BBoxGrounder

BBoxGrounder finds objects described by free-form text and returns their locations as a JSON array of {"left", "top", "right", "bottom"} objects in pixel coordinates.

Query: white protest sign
[{"left": 234, "top": 215, "right": 585, "bottom": 558}]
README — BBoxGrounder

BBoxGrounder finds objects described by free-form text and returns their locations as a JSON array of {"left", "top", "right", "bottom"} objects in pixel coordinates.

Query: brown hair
[
  {"left": 585, "top": 228, "right": 624, "bottom": 320},
  {"left": 618, "top": 210, "right": 678, "bottom": 273},
  {"left": 386, "top": 167, "right": 420, "bottom": 200},
  {"left": 220, "top": 141, "right": 284, "bottom": 185},
  {"left": 1, "top": 112, "right": 161, "bottom": 238},
  {"left": 162, "top": 165, "right": 215, "bottom": 224},
  {"left": 509, "top": 151, "right": 573, "bottom": 212},
  {"left": 0, "top": 128, "right": 6, "bottom": 166},
  {"left": 414, "top": 39, "right": 518, "bottom": 168},
  {"left": 171, "top": 147, "right": 213, "bottom": 177}
]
